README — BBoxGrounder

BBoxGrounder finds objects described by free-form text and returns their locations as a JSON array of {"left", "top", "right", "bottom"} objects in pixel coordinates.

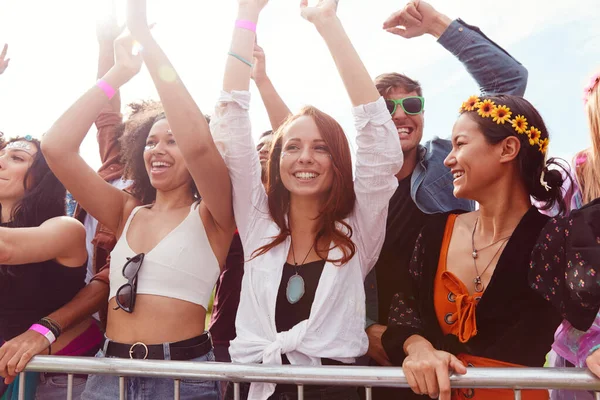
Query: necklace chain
[
  {"left": 470, "top": 217, "right": 511, "bottom": 292},
  {"left": 291, "top": 238, "right": 316, "bottom": 271}
]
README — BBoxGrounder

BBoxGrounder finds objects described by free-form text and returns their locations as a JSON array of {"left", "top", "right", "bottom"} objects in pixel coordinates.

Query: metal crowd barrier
[{"left": 18, "top": 355, "right": 600, "bottom": 400}]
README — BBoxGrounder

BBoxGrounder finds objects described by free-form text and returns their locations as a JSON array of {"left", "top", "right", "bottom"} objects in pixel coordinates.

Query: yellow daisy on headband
[
  {"left": 528, "top": 126, "right": 542, "bottom": 146},
  {"left": 512, "top": 115, "right": 528, "bottom": 134},
  {"left": 491, "top": 105, "right": 512, "bottom": 124},
  {"left": 461, "top": 95, "right": 481, "bottom": 112},
  {"left": 477, "top": 99, "right": 496, "bottom": 118},
  {"left": 539, "top": 138, "right": 549, "bottom": 154}
]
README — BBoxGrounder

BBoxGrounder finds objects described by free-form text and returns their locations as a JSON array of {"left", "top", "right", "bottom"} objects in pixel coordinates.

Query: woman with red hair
[{"left": 211, "top": 0, "right": 402, "bottom": 399}]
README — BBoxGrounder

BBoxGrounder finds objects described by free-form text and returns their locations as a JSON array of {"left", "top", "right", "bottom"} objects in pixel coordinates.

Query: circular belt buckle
[{"left": 129, "top": 342, "right": 149, "bottom": 360}]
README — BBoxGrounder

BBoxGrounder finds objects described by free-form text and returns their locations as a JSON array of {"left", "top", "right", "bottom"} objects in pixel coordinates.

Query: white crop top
[{"left": 108, "top": 201, "right": 220, "bottom": 309}]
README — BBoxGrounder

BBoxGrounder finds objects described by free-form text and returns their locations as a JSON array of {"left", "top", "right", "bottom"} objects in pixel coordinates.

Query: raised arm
[
  {"left": 300, "top": 0, "right": 380, "bottom": 106},
  {"left": 383, "top": 0, "right": 528, "bottom": 96},
  {"left": 96, "top": 0, "right": 123, "bottom": 112},
  {"left": 302, "top": 0, "right": 402, "bottom": 276},
  {"left": 210, "top": 0, "right": 268, "bottom": 245},
  {"left": 42, "top": 34, "right": 142, "bottom": 234},
  {"left": 0, "top": 44, "right": 9, "bottom": 75},
  {"left": 252, "top": 43, "right": 291, "bottom": 131},
  {"left": 126, "top": 0, "right": 234, "bottom": 233}
]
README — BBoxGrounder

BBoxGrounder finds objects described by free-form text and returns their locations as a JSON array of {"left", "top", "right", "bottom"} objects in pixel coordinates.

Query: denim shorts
[
  {"left": 225, "top": 382, "right": 359, "bottom": 400},
  {"left": 36, "top": 373, "right": 87, "bottom": 400},
  {"left": 80, "top": 348, "right": 220, "bottom": 400}
]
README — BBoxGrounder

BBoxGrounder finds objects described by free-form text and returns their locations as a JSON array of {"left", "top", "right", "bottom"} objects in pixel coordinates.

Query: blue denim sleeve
[
  {"left": 438, "top": 19, "right": 528, "bottom": 96},
  {"left": 364, "top": 269, "right": 379, "bottom": 329}
]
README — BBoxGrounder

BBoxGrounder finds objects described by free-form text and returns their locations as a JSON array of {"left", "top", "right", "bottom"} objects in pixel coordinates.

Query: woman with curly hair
[
  {"left": 41, "top": 1, "right": 235, "bottom": 398},
  {"left": 0, "top": 136, "right": 100, "bottom": 399}
]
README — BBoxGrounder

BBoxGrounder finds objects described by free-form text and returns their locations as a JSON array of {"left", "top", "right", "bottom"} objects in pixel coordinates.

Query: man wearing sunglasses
[{"left": 363, "top": 1, "right": 529, "bottom": 398}]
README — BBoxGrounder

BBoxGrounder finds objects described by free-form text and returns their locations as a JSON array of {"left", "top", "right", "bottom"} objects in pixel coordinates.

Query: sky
[{"left": 0, "top": 0, "right": 599, "bottom": 171}]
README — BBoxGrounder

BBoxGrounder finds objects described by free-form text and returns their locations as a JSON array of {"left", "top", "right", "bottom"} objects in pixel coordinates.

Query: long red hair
[{"left": 252, "top": 106, "right": 356, "bottom": 266}]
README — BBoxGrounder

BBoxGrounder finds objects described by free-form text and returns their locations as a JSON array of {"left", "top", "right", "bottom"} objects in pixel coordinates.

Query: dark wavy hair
[
  {"left": 0, "top": 136, "right": 66, "bottom": 228},
  {"left": 252, "top": 106, "right": 356, "bottom": 266},
  {"left": 460, "top": 95, "right": 568, "bottom": 214},
  {"left": 119, "top": 100, "right": 202, "bottom": 204}
]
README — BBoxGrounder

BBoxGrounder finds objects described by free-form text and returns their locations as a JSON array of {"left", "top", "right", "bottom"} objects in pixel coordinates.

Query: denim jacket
[{"left": 365, "top": 18, "right": 529, "bottom": 329}]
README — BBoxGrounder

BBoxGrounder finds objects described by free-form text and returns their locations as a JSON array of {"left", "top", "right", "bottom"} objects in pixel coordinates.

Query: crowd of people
[{"left": 0, "top": 0, "right": 599, "bottom": 399}]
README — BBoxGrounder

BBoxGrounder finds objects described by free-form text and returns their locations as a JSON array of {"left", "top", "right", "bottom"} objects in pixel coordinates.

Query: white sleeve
[{"left": 350, "top": 96, "right": 403, "bottom": 279}]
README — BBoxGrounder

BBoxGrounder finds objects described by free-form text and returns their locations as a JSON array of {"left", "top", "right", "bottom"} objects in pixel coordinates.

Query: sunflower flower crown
[{"left": 459, "top": 96, "right": 548, "bottom": 155}]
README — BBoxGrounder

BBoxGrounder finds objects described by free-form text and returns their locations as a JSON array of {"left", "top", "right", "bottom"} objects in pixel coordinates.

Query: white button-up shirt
[{"left": 211, "top": 91, "right": 402, "bottom": 400}]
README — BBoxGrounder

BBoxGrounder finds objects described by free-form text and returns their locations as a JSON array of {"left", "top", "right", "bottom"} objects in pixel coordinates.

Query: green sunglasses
[{"left": 385, "top": 96, "right": 425, "bottom": 116}]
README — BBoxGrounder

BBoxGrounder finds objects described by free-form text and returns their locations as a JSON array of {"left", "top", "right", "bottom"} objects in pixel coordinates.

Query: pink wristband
[
  {"left": 29, "top": 324, "right": 56, "bottom": 344},
  {"left": 235, "top": 20, "right": 257, "bottom": 33},
  {"left": 96, "top": 80, "right": 116, "bottom": 100}
]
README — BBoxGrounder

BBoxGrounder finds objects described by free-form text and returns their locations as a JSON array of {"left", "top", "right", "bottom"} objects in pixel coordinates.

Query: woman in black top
[
  {"left": 382, "top": 95, "right": 600, "bottom": 400},
  {"left": 0, "top": 136, "right": 97, "bottom": 399}
]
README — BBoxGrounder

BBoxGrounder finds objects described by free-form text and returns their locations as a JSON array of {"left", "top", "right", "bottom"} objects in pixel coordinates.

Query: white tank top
[{"left": 109, "top": 201, "right": 220, "bottom": 309}]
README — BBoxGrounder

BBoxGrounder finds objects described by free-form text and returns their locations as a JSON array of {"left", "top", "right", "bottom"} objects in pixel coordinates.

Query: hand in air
[
  {"left": 126, "top": 0, "right": 153, "bottom": 44},
  {"left": 251, "top": 42, "right": 267, "bottom": 84},
  {"left": 0, "top": 44, "right": 10, "bottom": 75},
  {"left": 113, "top": 32, "right": 143, "bottom": 82},
  {"left": 96, "top": 0, "right": 124, "bottom": 44},
  {"left": 300, "top": 0, "right": 339, "bottom": 26},
  {"left": 383, "top": 0, "right": 441, "bottom": 39}
]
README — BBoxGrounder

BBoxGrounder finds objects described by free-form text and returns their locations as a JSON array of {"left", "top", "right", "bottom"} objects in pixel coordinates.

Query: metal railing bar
[
  {"left": 234, "top": 382, "right": 240, "bottom": 400},
  {"left": 17, "top": 372, "right": 25, "bottom": 400},
  {"left": 67, "top": 373, "right": 74, "bottom": 400},
  {"left": 297, "top": 384, "right": 304, "bottom": 400},
  {"left": 365, "top": 386, "right": 372, "bottom": 400},
  {"left": 595, "top": 391, "right": 600, "bottom": 400},
  {"left": 514, "top": 389, "right": 522, "bottom": 400},
  {"left": 119, "top": 376, "right": 126, "bottom": 400},
  {"left": 174, "top": 379, "right": 180, "bottom": 400},
  {"left": 19, "top": 356, "right": 600, "bottom": 391}
]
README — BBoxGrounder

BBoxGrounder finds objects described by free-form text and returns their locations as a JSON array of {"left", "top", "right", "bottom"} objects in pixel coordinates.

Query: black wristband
[{"left": 37, "top": 318, "right": 61, "bottom": 339}]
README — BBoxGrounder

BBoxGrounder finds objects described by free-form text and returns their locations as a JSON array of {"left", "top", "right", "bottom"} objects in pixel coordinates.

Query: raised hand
[
  {"left": 96, "top": 0, "right": 124, "bottom": 44},
  {"left": 112, "top": 33, "right": 143, "bottom": 84},
  {"left": 0, "top": 44, "right": 10, "bottom": 75},
  {"left": 383, "top": 0, "right": 449, "bottom": 39},
  {"left": 126, "top": 0, "right": 153, "bottom": 44},
  {"left": 251, "top": 43, "right": 267, "bottom": 84},
  {"left": 300, "top": 0, "right": 339, "bottom": 26}
]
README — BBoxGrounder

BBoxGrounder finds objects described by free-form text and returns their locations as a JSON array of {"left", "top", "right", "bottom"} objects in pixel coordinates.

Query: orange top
[{"left": 433, "top": 215, "right": 548, "bottom": 400}]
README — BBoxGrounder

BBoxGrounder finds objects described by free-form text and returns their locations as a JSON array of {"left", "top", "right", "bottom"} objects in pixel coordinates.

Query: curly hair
[{"left": 119, "top": 100, "right": 206, "bottom": 204}]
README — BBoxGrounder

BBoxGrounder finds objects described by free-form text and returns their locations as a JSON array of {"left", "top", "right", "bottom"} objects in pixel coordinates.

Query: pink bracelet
[
  {"left": 29, "top": 324, "right": 56, "bottom": 344},
  {"left": 96, "top": 80, "right": 116, "bottom": 100},
  {"left": 235, "top": 19, "right": 257, "bottom": 33}
]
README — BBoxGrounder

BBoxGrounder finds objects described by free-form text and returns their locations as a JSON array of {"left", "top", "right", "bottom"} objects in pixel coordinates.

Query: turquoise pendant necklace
[{"left": 286, "top": 240, "right": 315, "bottom": 304}]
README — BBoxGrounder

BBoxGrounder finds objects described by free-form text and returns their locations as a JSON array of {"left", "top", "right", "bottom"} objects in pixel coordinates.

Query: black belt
[{"left": 105, "top": 332, "right": 212, "bottom": 360}]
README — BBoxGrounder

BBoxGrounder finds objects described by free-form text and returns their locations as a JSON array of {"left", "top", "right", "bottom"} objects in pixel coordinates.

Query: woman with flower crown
[{"left": 381, "top": 95, "right": 600, "bottom": 400}]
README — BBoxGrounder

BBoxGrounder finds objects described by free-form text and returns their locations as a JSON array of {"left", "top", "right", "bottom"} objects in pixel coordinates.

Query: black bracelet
[
  {"left": 41, "top": 317, "right": 62, "bottom": 336},
  {"left": 37, "top": 318, "right": 61, "bottom": 339}
]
